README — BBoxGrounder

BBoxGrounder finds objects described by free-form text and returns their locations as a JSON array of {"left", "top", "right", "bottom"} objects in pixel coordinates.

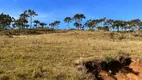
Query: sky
[{"left": 0, "top": 0, "right": 142, "bottom": 28}]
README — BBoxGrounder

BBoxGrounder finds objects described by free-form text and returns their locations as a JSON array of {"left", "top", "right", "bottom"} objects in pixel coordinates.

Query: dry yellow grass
[{"left": 0, "top": 31, "right": 141, "bottom": 80}]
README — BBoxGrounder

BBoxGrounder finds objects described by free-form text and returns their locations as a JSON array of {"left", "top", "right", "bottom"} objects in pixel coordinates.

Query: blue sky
[{"left": 0, "top": 0, "right": 142, "bottom": 28}]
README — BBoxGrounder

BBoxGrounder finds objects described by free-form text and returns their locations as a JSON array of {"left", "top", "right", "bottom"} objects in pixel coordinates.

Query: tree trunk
[
  {"left": 117, "top": 26, "right": 119, "bottom": 31},
  {"left": 30, "top": 16, "right": 32, "bottom": 29},
  {"left": 57, "top": 26, "right": 58, "bottom": 30},
  {"left": 35, "top": 24, "right": 37, "bottom": 29},
  {"left": 124, "top": 28, "right": 127, "bottom": 32},
  {"left": 68, "top": 23, "right": 70, "bottom": 30}
]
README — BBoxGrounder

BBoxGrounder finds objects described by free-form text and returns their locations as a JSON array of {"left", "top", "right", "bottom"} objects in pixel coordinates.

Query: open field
[{"left": 0, "top": 31, "right": 142, "bottom": 80}]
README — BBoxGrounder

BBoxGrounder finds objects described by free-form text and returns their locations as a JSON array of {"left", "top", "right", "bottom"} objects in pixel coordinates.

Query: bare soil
[{"left": 99, "top": 58, "right": 142, "bottom": 80}]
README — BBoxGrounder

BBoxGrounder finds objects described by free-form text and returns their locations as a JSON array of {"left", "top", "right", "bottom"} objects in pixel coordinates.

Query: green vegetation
[
  {"left": 0, "top": 31, "right": 142, "bottom": 80},
  {"left": 0, "top": 9, "right": 142, "bottom": 80},
  {"left": 104, "top": 55, "right": 115, "bottom": 63},
  {"left": 0, "top": 9, "right": 142, "bottom": 35}
]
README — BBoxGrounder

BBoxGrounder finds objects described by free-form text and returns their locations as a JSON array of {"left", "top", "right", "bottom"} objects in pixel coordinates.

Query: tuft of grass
[
  {"left": 104, "top": 54, "right": 115, "bottom": 63},
  {"left": 0, "top": 75, "right": 10, "bottom": 80},
  {"left": 118, "top": 34, "right": 126, "bottom": 40}
]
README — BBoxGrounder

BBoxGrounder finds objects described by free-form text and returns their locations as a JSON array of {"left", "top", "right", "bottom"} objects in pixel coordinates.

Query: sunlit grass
[{"left": 0, "top": 31, "right": 142, "bottom": 80}]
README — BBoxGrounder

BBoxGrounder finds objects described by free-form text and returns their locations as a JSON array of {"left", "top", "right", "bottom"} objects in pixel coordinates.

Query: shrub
[
  {"left": 68, "top": 28, "right": 76, "bottom": 31},
  {"left": 118, "top": 34, "right": 126, "bottom": 40},
  {"left": 104, "top": 55, "right": 115, "bottom": 63},
  {"left": 109, "top": 32, "right": 115, "bottom": 39},
  {"left": 88, "top": 29, "right": 95, "bottom": 31}
]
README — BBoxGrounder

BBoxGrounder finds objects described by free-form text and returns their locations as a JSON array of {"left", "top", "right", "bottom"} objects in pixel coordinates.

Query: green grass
[{"left": 0, "top": 31, "right": 142, "bottom": 80}]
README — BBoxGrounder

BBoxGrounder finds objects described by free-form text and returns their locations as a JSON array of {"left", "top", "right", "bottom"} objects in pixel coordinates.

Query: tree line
[{"left": 0, "top": 9, "right": 142, "bottom": 32}]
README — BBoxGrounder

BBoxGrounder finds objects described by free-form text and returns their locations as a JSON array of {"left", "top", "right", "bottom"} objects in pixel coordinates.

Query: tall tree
[
  {"left": 104, "top": 19, "right": 114, "bottom": 31},
  {"left": 53, "top": 20, "right": 60, "bottom": 29},
  {"left": 14, "top": 18, "right": 28, "bottom": 29},
  {"left": 130, "top": 19, "right": 141, "bottom": 31},
  {"left": 64, "top": 17, "right": 72, "bottom": 30},
  {"left": 49, "top": 23, "right": 55, "bottom": 29},
  {"left": 74, "top": 22, "right": 81, "bottom": 29},
  {"left": 84, "top": 19, "right": 92, "bottom": 30},
  {"left": 40, "top": 22, "right": 47, "bottom": 28},
  {"left": 19, "top": 11, "right": 29, "bottom": 29},
  {"left": 92, "top": 19, "right": 100, "bottom": 30},
  {"left": 27, "top": 9, "right": 38, "bottom": 29},
  {"left": 0, "top": 13, "right": 13, "bottom": 30},
  {"left": 73, "top": 14, "right": 86, "bottom": 30},
  {"left": 139, "top": 22, "right": 142, "bottom": 30},
  {"left": 85, "top": 19, "right": 98, "bottom": 30},
  {"left": 99, "top": 17, "right": 106, "bottom": 27},
  {"left": 113, "top": 20, "right": 122, "bottom": 31},
  {"left": 34, "top": 20, "right": 40, "bottom": 28}
]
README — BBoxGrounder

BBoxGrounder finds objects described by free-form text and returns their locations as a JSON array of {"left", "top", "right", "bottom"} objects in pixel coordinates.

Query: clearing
[{"left": 0, "top": 31, "right": 142, "bottom": 80}]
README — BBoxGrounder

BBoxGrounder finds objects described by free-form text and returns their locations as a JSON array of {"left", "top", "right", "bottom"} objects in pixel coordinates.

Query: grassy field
[{"left": 0, "top": 31, "right": 142, "bottom": 80}]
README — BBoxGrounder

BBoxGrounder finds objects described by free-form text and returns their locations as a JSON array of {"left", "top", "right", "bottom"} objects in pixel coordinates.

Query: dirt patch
[
  {"left": 76, "top": 57, "right": 142, "bottom": 80},
  {"left": 100, "top": 59, "right": 142, "bottom": 80}
]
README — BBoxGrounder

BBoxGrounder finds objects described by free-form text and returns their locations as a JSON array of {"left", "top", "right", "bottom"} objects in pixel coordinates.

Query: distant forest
[{"left": 0, "top": 9, "right": 142, "bottom": 32}]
